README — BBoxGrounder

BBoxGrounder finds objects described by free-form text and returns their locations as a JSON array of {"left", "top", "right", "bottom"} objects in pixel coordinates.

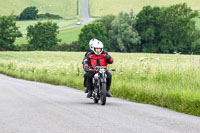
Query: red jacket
[{"left": 83, "top": 51, "right": 114, "bottom": 73}]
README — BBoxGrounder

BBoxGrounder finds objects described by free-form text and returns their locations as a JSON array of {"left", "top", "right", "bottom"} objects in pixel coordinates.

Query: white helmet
[
  {"left": 89, "top": 38, "right": 98, "bottom": 50},
  {"left": 92, "top": 40, "right": 103, "bottom": 55}
]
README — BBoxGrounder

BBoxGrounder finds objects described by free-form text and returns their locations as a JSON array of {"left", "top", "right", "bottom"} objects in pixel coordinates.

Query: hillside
[
  {"left": 89, "top": 0, "right": 200, "bottom": 17},
  {"left": 0, "top": 0, "right": 77, "bottom": 18}
]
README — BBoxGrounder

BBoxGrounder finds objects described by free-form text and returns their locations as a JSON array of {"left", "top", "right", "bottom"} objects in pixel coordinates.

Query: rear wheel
[{"left": 100, "top": 83, "right": 106, "bottom": 105}]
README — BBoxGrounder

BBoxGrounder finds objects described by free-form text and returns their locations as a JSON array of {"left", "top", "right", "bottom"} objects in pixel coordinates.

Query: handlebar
[
  {"left": 108, "top": 69, "right": 116, "bottom": 72},
  {"left": 89, "top": 66, "right": 116, "bottom": 72}
]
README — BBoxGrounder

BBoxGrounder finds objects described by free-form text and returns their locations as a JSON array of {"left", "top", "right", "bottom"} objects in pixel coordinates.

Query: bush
[
  {"left": 191, "top": 37, "right": 200, "bottom": 54},
  {"left": 55, "top": 41, "right": 81, "bottom": 51},
  {"left": 15, "top": 44, "right": 30, "bottom": 51},
  {"left": 38, "top": 13, "right": 63, "bottom": 19}
]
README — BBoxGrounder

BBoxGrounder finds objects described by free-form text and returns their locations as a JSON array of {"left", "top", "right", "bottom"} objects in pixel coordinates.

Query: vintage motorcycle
[{"left": 89, "top": 66, "right": 116, "bottom": 105}]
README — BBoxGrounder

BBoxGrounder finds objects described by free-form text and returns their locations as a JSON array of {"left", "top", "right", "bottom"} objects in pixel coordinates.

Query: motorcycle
[{"left": 89, "top": 66, "right": 116, "bottom": 105}]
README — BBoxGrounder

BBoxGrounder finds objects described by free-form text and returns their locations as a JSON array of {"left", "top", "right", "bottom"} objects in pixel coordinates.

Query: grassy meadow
[
  {"left": 89, "top": 0, "right": 200, "bottom": 17},
  {"left": 15, "top": 25, "right": 82, "bottom": 45},
  {"left": 0, "top": 52, "right": 200, "bottom": 116},
  {"left": 58, "top": 26, "right": 83, "bottom": 44},
  {"left": 16, "top": 19, "right": 78, "bottom": 36},
  {"left": 0, "top": 0, "right": 78, "bottom": 18},
  {"left": 195, "top": 18, "right": 200, "bottom": 29}
]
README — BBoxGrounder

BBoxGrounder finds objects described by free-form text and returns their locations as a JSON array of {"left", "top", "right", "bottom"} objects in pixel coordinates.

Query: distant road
[
  {"left": 0, "top": 73, "right": 200, "bottom": 133},
  {"left": 58, "top": 0, "right": 95, "bottom": 31}
]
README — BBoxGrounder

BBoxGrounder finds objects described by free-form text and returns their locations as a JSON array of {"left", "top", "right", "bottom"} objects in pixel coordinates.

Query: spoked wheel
[{"left": 100, "top": 83, "right": 107, "bottom": 105}]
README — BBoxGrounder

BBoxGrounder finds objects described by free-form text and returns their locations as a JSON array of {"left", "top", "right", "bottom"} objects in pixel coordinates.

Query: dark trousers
[
  {"left": 84, "top": 71, "right": 112, "bottom": 91},
  {"left": 84, "top": 73, "right": 87, "bottom": 87}
]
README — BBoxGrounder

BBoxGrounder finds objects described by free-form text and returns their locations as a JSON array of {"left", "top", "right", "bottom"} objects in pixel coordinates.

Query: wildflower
[
  {"left": 142, "top": 61, "right": 149, "bottom": 65},
  {"left": 139, "top": 57, "right": 145, "bottom": 61},
  {"left": 143, "top": 67, "right": 148, "bottom": 70}
]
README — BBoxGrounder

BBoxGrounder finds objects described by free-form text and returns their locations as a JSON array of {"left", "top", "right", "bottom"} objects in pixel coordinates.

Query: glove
[
  {"left": 106, "top": 54, "right": 111, "bottom": 61},
  {"left": 84, "top": 66, "right": 89, "bottom": 72}
]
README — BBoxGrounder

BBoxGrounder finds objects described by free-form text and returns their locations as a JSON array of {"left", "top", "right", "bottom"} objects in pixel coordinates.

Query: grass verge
[{"left": 0, "top": 52, "right": 199, "bottom": 116}]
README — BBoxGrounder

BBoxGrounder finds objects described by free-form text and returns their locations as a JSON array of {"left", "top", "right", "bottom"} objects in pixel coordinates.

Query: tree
[
  {"left": 136, "top": 6, "right": 163, "bottom": 52},
  {"left": 0, "top": 16, "right": 22, "bottom": 50},
  {"left": 17, "top": 6, "right": 38, "bottom": 20},
  {"left": 26, "top": 21, "right": 61, "bottom": 50},
  {"left": 78, "top": 22, "right": 108, "bottom": 51},
  {"left": 109, "top": 12, "right": 141, "bottom": 52},
  {"left": 95, "top": 15, "right": 116, "bottom": 34},
  {"left": 191, "top": 30, "right": 200, "bottom": 54},
  {"left": 136, "top": 3, "right": 199, "bottom": 54},
  {"left": 159, "top": 3, "right": 199, "bottom": 53}
]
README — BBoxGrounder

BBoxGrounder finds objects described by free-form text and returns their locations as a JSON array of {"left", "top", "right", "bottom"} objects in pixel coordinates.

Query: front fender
[{"left": 101, "top": 78, "right": 107, "bottom": 83}]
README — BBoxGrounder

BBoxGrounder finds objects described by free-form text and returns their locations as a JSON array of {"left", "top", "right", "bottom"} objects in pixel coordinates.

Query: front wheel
[{"left": 100, "top": 83, "right": 107, "bottom": 105}]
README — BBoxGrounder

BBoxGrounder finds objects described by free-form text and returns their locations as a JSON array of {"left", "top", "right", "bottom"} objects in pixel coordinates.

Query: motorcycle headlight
[{"left": 94, "top": 73, "right": 98, "bottom": 79}]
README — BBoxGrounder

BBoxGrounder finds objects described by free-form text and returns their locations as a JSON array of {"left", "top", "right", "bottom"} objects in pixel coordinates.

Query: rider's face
[{"left": 95, "top": 48, "right": 101, "bottom": 52}]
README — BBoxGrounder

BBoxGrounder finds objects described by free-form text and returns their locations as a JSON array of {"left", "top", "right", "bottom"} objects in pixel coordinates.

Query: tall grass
[{"left": 0, "top": 52, "right": 200, "bottom": 116}]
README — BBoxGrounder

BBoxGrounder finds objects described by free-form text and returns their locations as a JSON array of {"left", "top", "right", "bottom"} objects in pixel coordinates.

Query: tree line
[
  {"left": 0, "top": 3, "right": 200, "bottom": 54},
  {"left": 79, "top": 3, "right": 200, "bottom": 54},
  {"left": 16, "top": 6, "right": 63, "bottom": 20}
]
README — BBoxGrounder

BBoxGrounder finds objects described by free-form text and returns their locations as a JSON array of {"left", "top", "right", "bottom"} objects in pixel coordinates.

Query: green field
[
  {"left": 16, "top": 19, "right": 78, "bottom": 36},
  {"left": 15, "top": 25, "right": 82, "bottom": 45},
  {"left": 15, "top": 37, "right": 28, "bottom": 45},
  {"left": 89, "top": 0, "right": 200, "bottom": 17},
  {"left": 195, "top": 18, "right": 200, "bottom": 29},
  {"left": 58, "top": 26, "right": 83, "bottom": 44},
  {"left": 0, "top": 52, "right": 200, "bottom": 116},
  {"left": 0, "top": 0, "right": 77, "bottom": 18}
]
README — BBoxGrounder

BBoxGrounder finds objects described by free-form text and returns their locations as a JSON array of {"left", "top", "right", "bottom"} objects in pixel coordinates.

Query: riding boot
[
  {"left": 84, "top": 87, "right": 88, "bottom": 93},
  {"left": 106, "top": 86, "right": 112, "bottom": 97},
  {"left": 107, "top": 91, "right": 112, "bottom": 97},
  {"left": 86, "top": 87, "right": 92, "bottom": 98},
  {"left": 87, "top": 90, "right": 92, "bottom": 98},
  {"left": 85, "top": 71, "right": 94, "bottom": 98},
  {"left": 106, "top": 72, "right": 112, "bottom": 97}
]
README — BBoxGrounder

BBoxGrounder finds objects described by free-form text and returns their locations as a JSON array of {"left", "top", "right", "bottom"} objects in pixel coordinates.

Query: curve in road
[{"left": 58, "top": 0, "right": 95, "bottom": 31}]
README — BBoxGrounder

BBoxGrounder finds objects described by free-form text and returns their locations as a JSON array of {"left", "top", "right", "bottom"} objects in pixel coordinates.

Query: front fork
[
  {"left": 100, "top": 72, "right": 107, "bottom": 93},
  {"left": 93, "top": 73, "right": 107, "bottom": 98}
]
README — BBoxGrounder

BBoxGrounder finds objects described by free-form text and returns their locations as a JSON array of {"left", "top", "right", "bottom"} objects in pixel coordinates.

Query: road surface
[
  {"left": 0, "top": 74, "right": 200, "bottom": 133},
  {"left": 58, "top": 0, "right": 95, "bottom": 31}
]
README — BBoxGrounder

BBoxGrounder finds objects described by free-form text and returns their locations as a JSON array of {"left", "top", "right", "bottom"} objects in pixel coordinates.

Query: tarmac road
[
  {"left": 58, "top": 0, "right": 95, "bottom": 31},
  {"left": 0, "top": 73, "right": 200, "bottom": 133}
]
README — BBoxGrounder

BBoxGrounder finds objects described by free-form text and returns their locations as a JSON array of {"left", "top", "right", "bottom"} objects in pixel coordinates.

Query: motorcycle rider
[
  {"left": 82, "top": 38, "right": 99, "bottom": 93},
  {"left": 83, "top": 40, "right": 114, "bottom": 98}
]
